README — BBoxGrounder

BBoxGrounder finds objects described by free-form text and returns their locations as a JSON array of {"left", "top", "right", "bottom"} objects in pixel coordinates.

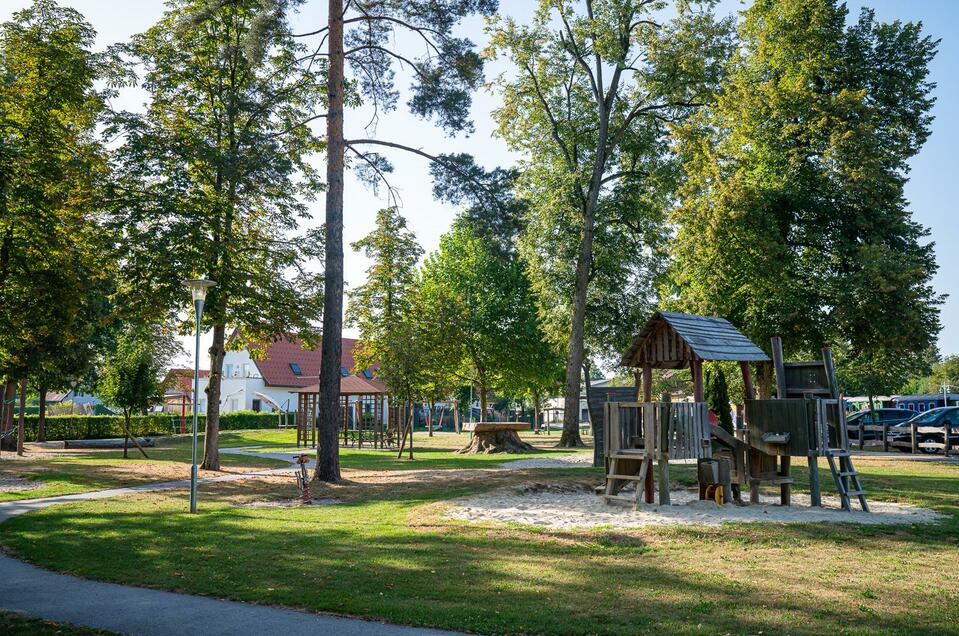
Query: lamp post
[{"left": 183, "top": 278, "right": 216, "bottom": 514}]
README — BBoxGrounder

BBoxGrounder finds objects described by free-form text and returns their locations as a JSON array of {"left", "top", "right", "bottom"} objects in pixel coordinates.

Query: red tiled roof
[
  {"left": 165, "top": 368, "right": 210, "bottom": 395},
  {"left": 293, "top": 374, "right": 388, "bottom": 396},
  {"left": 252, "top": 337, "right": 363, "bottom": 388}
]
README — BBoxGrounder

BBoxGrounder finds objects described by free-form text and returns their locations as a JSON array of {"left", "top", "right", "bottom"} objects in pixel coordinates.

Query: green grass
[
  {"left": 222, "top": 428, "right": 592, "bottom": 471},
  {"left": 0, "top": 611, "right": 114, "bottom": 635},
  {"left": 2, "top": 450, "right": 958, "bottom": 635},
  {"left": 0, "top": 435, "right": 289, "bottom": 502}
]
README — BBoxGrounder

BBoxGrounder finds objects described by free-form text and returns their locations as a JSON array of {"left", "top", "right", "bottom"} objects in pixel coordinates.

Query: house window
[
  {"left": 224, "top": 364, "right": 233, "bottom": 377},
  {"left": 362, "top": 369, "right": 373, "bottom": 379},
  {"left": 289, "top": 362, "right": 302, "bottom": 376},
  {"left": 340, "top": 366, "right": 349, "bottom": 377},
  {"left": 252, "top": 399, "right": 261, "bottom": 413},
  {"left": 229, "top": 398, "right": 238, "bottom": 412},
  {"left": 929, "top": 402, "right": 937, "bottom": 411},
  {"left": 919, "top": 403, "right": 926, "bottom": 412}
]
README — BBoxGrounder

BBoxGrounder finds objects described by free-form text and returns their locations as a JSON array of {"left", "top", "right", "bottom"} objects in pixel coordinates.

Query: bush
[{"left": 21, "top": 411, "right": 287, "bottom": 441}]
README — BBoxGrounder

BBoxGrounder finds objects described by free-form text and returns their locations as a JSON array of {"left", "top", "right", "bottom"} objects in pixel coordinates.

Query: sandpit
[
  {"left": 500, "top": 453, "right": 593, "bottom": 470},
  {"left": 446, "top": 484, "right": 942, "bottom": 528}
]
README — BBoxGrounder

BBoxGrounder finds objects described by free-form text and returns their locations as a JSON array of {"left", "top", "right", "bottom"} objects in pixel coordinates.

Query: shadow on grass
[{"left": 4, "top": 464, "right": 959, "bottom": 635}]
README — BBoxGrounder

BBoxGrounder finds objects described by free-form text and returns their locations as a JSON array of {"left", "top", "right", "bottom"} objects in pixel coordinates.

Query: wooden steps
[{"left": 825, "top": 449, "right": 869, "bottom": 512}]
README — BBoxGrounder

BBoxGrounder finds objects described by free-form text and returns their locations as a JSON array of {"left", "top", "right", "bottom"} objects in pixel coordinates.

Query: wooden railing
[
  {"left": 603, "top": 401, "right": 711, "bottom": 461},
  {"left": 847, "top": 420, "right": 957, "bottom": 455}
]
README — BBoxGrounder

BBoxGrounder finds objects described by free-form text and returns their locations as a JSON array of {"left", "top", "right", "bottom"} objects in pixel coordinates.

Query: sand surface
[
  {"left": 500, "top": 453, "right": 593, "bottom": 469},
  {"left": 446, "top": 485, "right": 942, "bottom": 528}
]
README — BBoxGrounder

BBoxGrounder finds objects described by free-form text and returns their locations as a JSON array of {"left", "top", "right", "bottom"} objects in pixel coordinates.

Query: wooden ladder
[
  {"left": 603, "top": 450, "right": 651, "bottom": 510},
  {"left": 824, "top": 450, "right": 869, "bottom": 512}
]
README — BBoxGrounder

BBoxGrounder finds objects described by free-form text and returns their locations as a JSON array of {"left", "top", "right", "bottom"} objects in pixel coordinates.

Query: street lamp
[{"left": 183, "top": 278, "right": 216, "bottom": 514}]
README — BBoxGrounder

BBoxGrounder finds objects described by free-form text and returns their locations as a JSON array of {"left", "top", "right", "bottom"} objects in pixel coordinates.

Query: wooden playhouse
[{"left": 600, "top": 311, "right": 868, "bottom": 512}]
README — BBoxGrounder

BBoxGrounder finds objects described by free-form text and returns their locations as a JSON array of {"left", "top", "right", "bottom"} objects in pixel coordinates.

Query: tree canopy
[
  {"left": 669, "top": 0, "right": 941, "bottom": 396},
  {"left": 487, "top": 0, "right": 731, "bottom": 445},
  {"left": 110, "top": 0, "right": 325, "bottom": 469}
]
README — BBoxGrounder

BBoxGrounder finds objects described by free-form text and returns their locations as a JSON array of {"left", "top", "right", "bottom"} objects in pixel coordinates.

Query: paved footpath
[{"left": 0, "top": 452, "right": 465, "bottom": 636}]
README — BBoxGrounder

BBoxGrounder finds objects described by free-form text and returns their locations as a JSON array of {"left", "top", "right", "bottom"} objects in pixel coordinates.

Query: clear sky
[{"left": 2, "top": 0, "right": 956, "bottom": 370}]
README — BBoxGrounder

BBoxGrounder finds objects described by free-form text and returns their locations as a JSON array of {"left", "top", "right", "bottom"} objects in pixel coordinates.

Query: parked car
[
  {"left": 846, "top": 408, "right": 915, "bottom": 441},
  {"left": 889, "top": 407, "right": 959, "bottom": 454}
]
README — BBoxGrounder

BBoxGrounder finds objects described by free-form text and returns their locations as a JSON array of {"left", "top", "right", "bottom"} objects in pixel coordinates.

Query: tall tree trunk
[
  {"left": 757, "top": 362, "right": 773, "bottom": 400},
  {"left": 582, "top": 362, "right": 595, "bottom": 436},
  {"left": 453, "top": 399, "right": 460, "bottom": 433},
  {"left": 37, "top": 383, "right": 47, "bottom": 443},
  {"left": 427, "top": 401, "right": 434, "bottom": 436},
  {"left": 0, "top": 379, "right": 14, "bottom": 452},
  {"left": 16, "top": 379, "right": 26, "bottom": 456},
  {"left": 479, "top": 386, "right": 488, "bottom": 422},
  {"left": 123, "top": 409, "right": 129, "bottom": 459},
  {"left": 315, "top": 0, "right": 345, "bottom": 482},
  {"left": 202, "top": 322, "right": 226, "bottom": 470},
  {"left": 559, "top": 217, "right": 593, "bottom": 448}
]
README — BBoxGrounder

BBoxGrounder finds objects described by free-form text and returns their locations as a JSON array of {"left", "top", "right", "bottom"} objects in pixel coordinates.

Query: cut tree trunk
[
  {"left": 315, "top": 0, "right": 345, "bottom": 483},
  {"left": 457, "top": 426, "right": 537, "bottom": 454},
  {"left": 202, "top": 322, "right": 226, "bottom": 470}
]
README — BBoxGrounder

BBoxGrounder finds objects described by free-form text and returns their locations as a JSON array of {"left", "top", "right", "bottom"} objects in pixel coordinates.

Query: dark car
[
  {"left": 846, "top": 408, "right": 916, "bottom": 441},
  {"left": 889, "top": 407, "right": 959, "bottom": 454}
]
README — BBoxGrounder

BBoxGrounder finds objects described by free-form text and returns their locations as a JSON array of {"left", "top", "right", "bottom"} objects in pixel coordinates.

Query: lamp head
[{"left": 182, "top": 278, "right": 217, "bottom": 303}]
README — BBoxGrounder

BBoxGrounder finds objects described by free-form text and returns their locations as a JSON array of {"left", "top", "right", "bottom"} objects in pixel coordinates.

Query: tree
[
  {"left": 704, "top": 364, "right": 733, "bottom": 434},
  {"left": 99, "top": 327, "right": 180, "bottom": 459},
  {"left": 0, "top": 0, "right": 118, "bottom": 449},
  {"left": 297, "top": 0, "right": 497, "bottom": 481},
  {"left": 487, "top": 1, "right": 731, "bottom": 446},
  {"left": 670, "top": 0, "right": 941, "bottom": 397},
  {"left": 417, "top": 222, "right": 554, "bottom": 425},
  {"left": 111, "top": 0, "right": 325, "bottom": 470},
  {"left": 347, "top": 207, "right": 441, "bottom": 446}
]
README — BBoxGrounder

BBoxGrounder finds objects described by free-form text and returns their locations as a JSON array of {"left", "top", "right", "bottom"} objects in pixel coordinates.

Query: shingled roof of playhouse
[{"left": 621, "top": 310, "right": 770, "bottom": 368}]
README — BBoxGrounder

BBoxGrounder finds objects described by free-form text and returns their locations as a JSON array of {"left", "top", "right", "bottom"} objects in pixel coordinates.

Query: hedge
[{"left": 21, "top": 410, "right": 288, "bottom": 442}]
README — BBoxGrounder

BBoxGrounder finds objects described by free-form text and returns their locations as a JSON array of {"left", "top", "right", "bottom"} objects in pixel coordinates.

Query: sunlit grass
[{"left": 3, "top": 455, "right": 958, "bottom": 635}]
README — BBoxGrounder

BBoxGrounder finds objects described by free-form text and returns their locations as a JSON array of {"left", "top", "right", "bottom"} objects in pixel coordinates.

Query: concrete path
[{"left": 0, "top": 452, "right": 465, "bottom": 636}]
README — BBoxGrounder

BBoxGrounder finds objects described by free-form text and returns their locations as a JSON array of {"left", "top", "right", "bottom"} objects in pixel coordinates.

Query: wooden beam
[
  {"left": 692, "top": 359, "right": 704, "bottom": 402},
  {"left": 642, "top": 364, "right": 652, "bottom": 402},
  {"left": 771, "top": 336, "right": 786, "bottom": 399},
  {"left": 740, "top": 361, "right": 754, "bottom": 403}
]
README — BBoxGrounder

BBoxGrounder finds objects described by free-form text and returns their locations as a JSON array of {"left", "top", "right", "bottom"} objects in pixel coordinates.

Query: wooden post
[
  {"left": 882, "top": 422, "right": 889, "bottom": 453},
  {"left": 642, "top": 364, "right": 652, "bottom": 403},
  {"left": 779, "top": 455, "right": 791, "bottom": 506},
  {"left": 859, "top": 418, "right": 865, "bottom": 451},
  {"left": 657, "top": 403, "right": 670, "bottom": 505},
  {"left": 740, "top": 361, "right": 754, "bottom": 402},
  {"left": 911, "top": 419, "right": 918, "bottom": 454},
  {"left": 692, "top": 359, "right": 704, "bottom": 403},
  {"left": 771, "top": 337, "right": 787, "bottom": 399},
  {"left": 808, "top": 452, "right": 821, "bottom": 507}
]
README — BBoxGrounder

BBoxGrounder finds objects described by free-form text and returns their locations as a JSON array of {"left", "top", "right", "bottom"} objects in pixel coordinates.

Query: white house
[{"left": 177, "top": 335, "right": 370, "bottom": 415}]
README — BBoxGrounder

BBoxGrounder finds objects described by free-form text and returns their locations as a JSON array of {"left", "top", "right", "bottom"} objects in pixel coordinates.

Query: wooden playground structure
[
  {"left": 601, "top": 311, "right": 869, "bottom": 512},
  {"left": 293, "top": 376, "right": 405, "bottom": 449}
]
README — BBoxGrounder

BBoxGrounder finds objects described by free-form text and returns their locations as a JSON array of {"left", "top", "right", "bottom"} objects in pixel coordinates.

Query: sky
[{"left": 2, "top": 0, "right": 956, "bottom": 370}]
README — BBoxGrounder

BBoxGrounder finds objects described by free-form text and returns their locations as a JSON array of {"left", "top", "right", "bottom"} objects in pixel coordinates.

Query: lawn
[
  {"left": 0, "top": 434, "right": 290, "bottom": 502},
  {"left": 0, "top": 611, "right": 115, "bottom": 635},
  {"left": 231, "top": 429, "right": 593, "bottom": 471},
  {"left": 2, "top": 444, "right": 958, "bottom": 635}
]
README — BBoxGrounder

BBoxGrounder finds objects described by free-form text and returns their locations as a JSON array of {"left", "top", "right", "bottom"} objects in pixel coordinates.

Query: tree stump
[{"left": 457, "top": 422, "right": 537, "bottom": 454}]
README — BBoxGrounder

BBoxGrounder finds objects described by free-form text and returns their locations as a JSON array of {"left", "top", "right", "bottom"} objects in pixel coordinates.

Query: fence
[{"left": 848, "top": 419, "right": 957, "bottom": 455}]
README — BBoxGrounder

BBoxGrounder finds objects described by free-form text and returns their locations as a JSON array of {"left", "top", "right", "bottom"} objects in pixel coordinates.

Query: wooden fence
[{"left": 848, "top": 420, "right": 957, "bottom": 455}]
